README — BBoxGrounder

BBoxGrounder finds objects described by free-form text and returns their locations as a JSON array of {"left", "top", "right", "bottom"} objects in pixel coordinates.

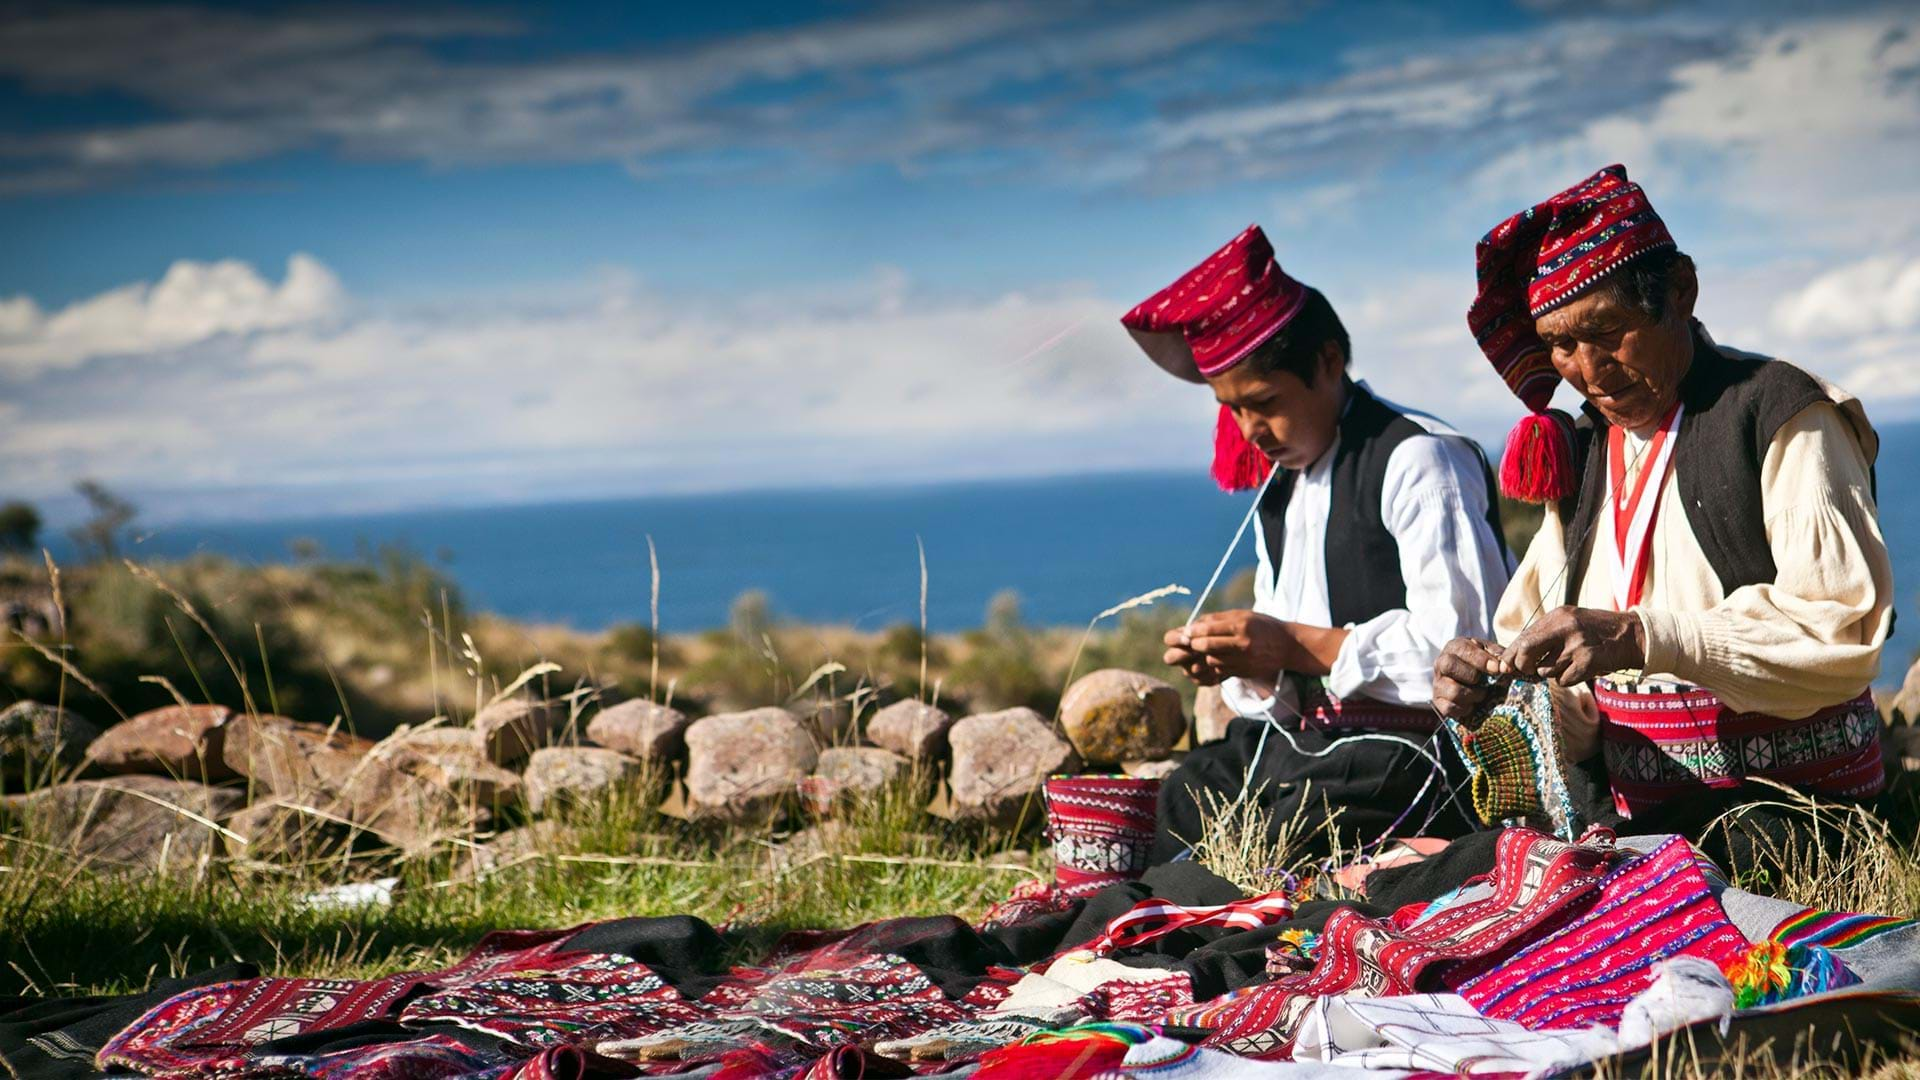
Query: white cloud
[
  {"left": 1774, "top": 254, "right": 1920, "bottom": 340},
  {"left": 1469, "top": 15, "right": 1920, "bottom": 249},
  {"left": 0, "top": 255, "right": 1217, "bottom": 514},
  {"left": 0, "top": 254, "right": 344, "bottom": 373}
]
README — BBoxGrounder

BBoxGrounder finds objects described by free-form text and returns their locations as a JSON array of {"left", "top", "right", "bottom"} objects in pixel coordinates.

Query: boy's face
[{"left": 1206, "top": 342, "right": 1346, "bottom": 472}]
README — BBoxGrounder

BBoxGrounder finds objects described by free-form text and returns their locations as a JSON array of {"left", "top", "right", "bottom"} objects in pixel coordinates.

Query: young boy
[{"left": 1123, "top": 225, "right": 1511, "bottom": 861}]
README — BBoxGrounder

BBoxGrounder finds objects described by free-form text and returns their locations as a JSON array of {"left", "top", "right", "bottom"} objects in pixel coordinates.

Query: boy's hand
[
  {"left": 1163, "top": 629, "right": 1225, "bottom": 685},
  {"left": 1165, "top": 610, "right": 1336, "bottom": 683}
]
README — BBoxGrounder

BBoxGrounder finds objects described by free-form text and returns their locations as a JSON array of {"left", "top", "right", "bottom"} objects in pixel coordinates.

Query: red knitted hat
[
  {"left": 1467, "top": 164, "right": 1676, "bottom": 502},
  {"left": 1122, "top": 224, "right": 1310, "bottom": 491}
]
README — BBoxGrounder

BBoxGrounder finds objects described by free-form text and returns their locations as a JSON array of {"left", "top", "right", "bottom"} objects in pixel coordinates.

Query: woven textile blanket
[
  {"left": 1458, "top": 835, "right": 1751, "bottom": 1029},
  {"left": 1167, "top": 827, "right": 1618, "bottom": 1058}
]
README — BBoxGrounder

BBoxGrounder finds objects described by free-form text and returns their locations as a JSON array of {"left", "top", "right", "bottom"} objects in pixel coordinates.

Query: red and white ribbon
[
  {"left": 1603, "top": 402, "right": 1684, "bottom": 612},
  {"left": 1083, "top": 890, "right": 1297, "bottom": 955}
]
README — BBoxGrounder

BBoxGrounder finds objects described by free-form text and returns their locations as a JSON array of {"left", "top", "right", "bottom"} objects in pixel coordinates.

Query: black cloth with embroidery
[{"left": 0, "top": 963, "right": 256, "bottom": 1080}]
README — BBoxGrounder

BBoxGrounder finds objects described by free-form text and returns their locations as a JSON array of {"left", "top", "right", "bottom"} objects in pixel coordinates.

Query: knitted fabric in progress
[{"left": 1446, "top": 679, "right": 1579, "bottom": 841}]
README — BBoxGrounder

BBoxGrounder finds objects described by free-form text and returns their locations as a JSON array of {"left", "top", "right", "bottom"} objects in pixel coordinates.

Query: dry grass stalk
[
  {"left": 1702, "top": 779, "right": 1920, "bottom": 915},
  {"left": 126, "top": 561, "right": 259, "bottom": 716},
  {"left": 1182, "top": 779, "right": 1331, "bottom": 894},
  {"left": 1055, "top": 582, "right": 1191, "bottom": 722}
]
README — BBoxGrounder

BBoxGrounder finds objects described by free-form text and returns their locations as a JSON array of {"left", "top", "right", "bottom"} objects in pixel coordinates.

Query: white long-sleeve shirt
[{"left": 1222, "top": 385, "right": 1514, "bottom": 719}]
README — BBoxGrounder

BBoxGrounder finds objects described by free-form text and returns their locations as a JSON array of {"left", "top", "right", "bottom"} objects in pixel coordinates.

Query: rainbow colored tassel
[{"left": 1723, "top": 940, "right": 1859, "bottom": 1008}]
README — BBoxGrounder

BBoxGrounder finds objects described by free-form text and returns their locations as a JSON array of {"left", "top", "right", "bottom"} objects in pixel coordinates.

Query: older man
[
  {"left": 1125, "top": 225, "right": 1512, "bottom": 863},
  {"left": 1433, "top": 166, "right": 1893, "bottom": 846}
]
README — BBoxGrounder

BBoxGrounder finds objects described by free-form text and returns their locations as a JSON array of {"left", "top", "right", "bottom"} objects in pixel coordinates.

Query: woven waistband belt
[
  {"left": 1297, "top": 686, "right": 1438, "bottom": 734},
  {"left": 1593, "top": 678, "right": 1883, "bottom": 818}
]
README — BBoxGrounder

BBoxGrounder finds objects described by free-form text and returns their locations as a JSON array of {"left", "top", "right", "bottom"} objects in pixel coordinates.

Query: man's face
[
  {"left": 1207, "top": 343, "right": 1346, "bottom": 471},
  {"left": 1533, "top": 265, "right": 1698, "bottom": 433}
]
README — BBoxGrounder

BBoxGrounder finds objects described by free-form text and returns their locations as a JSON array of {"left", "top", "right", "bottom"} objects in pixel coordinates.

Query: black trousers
[{"left": 1150, "top": 716, "right": 1476, "bottom": 865}]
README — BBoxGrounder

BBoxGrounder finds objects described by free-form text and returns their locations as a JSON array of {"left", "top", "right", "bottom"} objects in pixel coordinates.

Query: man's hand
[
  {"left": 1495, "top": 605, "right": 1645, "bottom": 687},
  {"left": 1432, "top": 637, "right": 1505, "bottom": 722},
  {"left": 1161, "top": 611, "right": 1347, "bottom": 685}
]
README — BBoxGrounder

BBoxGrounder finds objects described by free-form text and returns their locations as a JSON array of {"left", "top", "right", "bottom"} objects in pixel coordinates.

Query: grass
[{"left": 0, "top": 774, "right": 1044, "bottom": 997}]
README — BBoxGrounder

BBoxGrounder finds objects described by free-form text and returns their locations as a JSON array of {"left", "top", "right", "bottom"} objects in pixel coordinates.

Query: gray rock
[
  {"left": 811, "top": 746, "right": 913, "bottom": 806},
  {"left": 1059, "top": 669, "right": 1186, "bottom": 765},
  {"left": 1889, "top": 657, "right": 1920, "bottom": 727},
  {"left": 523, "top": 746, "right": 644, "bottom": 816},
  {"left": 586, "top": 700, "right": 691, "bottom": 763},
  {"left": 0, "top": 701, "right": 99, "bottom": 789},
  {"left": 224, "top": 715, "right": 480, "bottom": 852},
  {"left": 222, "top": 714, "right": 374, "bottom": 798},
  {"left": 227, "top": 799, "right": 353, "bottom": 860},
  {"left": 682, "top": 707, "right": 818, "bottom": 822},
  {"left": 866, "top": 700, "right": 953, "bottom": 762},
  {"left": 329, "top": 756, "right": 482, "bottom": 854},
  {"left": 473, "top": 698, "right": 570, "bottom": 765},
  {"left": 4, "top": 775, "right": 244, "bottom": 871},
  {"left": 84, "top": 704, "right": 235, "bottom": 781},
  {"left": 1194, "top": 684, "right": 1236, "bottom": 746},
  {"left": 944, "top": 707, "right": 1079, "bottom": 827},
  {"left": 1122, "top": 757, "right": 1184, "bottom": 781},
  {"left": 374, "top": 727, "right": 522, "bottom": 809}
]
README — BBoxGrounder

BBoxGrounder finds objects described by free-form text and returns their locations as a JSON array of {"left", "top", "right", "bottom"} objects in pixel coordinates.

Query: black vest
[
  {"left": 1259, "top": 382, "right": 1506, "bottom": 627},
  {"left": 1558, "top": 327, "right": 1837, "bottom": 604}
]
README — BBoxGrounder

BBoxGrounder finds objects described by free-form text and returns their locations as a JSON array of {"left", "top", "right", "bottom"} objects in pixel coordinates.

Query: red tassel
[
  {"left": 1211, "top": 404, "right": 1273, "bottom": 492},
  {"left": 1499, "top": 410, "right": 1575, "bottom": 503}
]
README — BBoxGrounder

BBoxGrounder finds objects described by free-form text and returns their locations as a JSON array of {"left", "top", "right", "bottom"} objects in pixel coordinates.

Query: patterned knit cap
[
  {"left": 1123, "top": 224, "right": 1308, "bottom": 382},
  {"left": 1122, "top": 224, "right": 1311, "bottom": 491},
  {"left": 1467, "top": 165, "right": 1677, "bottom": 502}
]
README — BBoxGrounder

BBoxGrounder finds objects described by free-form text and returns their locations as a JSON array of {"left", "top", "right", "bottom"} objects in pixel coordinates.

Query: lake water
[{"left": 95, "top": 422, "right": 1920, "bottom": 684}]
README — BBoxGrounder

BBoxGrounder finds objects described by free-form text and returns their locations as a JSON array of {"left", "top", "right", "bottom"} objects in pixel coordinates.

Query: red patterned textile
[
  {"left": 1593, "top": 678, "right": 1884, "bottom": 818},
  {"left": 1094, "top": 971, "right": 1195, "bottom": 1022},
  {"left": 1083, "top": 891, "right": 1296, "bottom": 957},
  {"left": 1468, "top": 164, "right": 1675, "bottom": 414},
  {"left": 97, "top": 925, "right": 696, "bottom": 1077},
  {"left": 977, "top": 878, "right": 1073, "bottom": 932},
  {"left": 1044, "top": 775, "right": 1161, "bottom": 900},
  {"left": 605, "top": 948, "right": 967, "bottom": 1067},
  {"left": 1121, "top": 224, "right": 1308, "bottom": 384},
  {"left": 97, "top": 982, "right": 260, "bottom": 1075},
  {"left": 182, "top": 1033, "right": 503, "bottom": 1080},
  {"left": 1168, "top": 828, "right": 1618, "bottom": 1058},
  {"left": 1459, "top": 835, "right": 1750, "bottom": 1029},
  {"left": 1466, "top": 164, "right": 1675, "bottom": 502},
  {"left": 398, "top": 949, "right": 708, "bottom": 1048},
  {"left": 96, "top": 971, "right": 430, "bottom": 1072},
  {"left": 1121, "top": 223, "right": 1314, "bottom": 491}
]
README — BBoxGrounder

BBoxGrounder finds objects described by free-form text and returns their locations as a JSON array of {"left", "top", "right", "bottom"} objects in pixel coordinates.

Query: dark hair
[
  {"left": 1593, "top": 248, "right": 1694, "bottom": 323},
  {"left": 1244, "top": 287, "right": 1349, "bottom": 386}
]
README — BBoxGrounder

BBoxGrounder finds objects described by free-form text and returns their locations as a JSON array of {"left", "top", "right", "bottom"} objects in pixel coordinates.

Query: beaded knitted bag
[{"left": 1443, "top": 679, "right": 1580, "bottom": 841}]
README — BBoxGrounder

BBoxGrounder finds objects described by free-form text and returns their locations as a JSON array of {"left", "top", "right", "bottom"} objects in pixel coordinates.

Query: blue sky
[{"left": 3, "top": 0, "right": 1918, "bottom": 523}]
